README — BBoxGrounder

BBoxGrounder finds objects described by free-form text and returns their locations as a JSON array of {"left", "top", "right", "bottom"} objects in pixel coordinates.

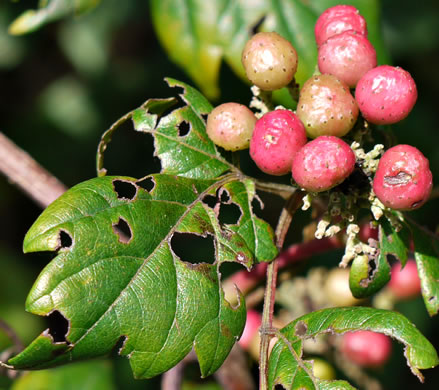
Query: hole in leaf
[
  {"left": 200, "top": 113, "right": 208, "bottom": 123},
  {"left": 219, "top": 202, "right": 242, "bottom": 225},
  {"left": 137, "top": 176, "right": 155, "bottom": 192},
  {"left": 171, "top": 232, "right": 215, "bottom": 264},
  {"left": 178, "top": 120, "right": 191, "bottom": 137},
  {"left": 202, "top": 194, "right": 217, "bottom": 208},
  {"left": 274, "top": 385, "right": 287, "bottom": 390},
  {"left": 295, "top": 321, "right": 307, "bottom": 337},
  {"left": 112, "top": 335, "right": 128, "bottom": 355},
  {"left": 219, "top": 188, "right": 230, "bottom": 203},
  {"left": 113, "top": 217, "right": 133, "bottom": 244},
  {"left": 58, "top": 230, "right": 73, "bottom": 249},
  {"left": 113, "top": 179, "right": 138, "bottom": 200},
  {"left": 47, "top": 310, "right": 70, "bottom": 344}
]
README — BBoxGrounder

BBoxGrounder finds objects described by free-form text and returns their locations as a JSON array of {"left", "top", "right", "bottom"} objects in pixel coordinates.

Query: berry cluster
[{"left": 206, "top": 5, "right": 432, "bottom": 227}]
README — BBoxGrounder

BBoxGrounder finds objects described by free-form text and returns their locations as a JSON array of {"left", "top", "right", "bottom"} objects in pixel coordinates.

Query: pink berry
[
  {"left": 239, "top": 310, "right": 262, "bottom": 350},
  {"left": 315, "top": 5, "right": 367, "bottom": 47},
  {"left": 389, "top": 259, "right": 421, "bottom": 299},
  {"left": 206, "top": 102, "right": 256, "bottom": 151},
  {"left": 250, "top": 109, "right": 307, "bottom": 175},
  {"left": 291, "top": 136, "right": 356, "bottom": 192},
  {"left": 318, "top": 31, "right": 377, "bottom": 88},
  {"left": 342, "top": 331, "right": 392, "bottom": 367},
  {"left": 355, "top": 65, "right": 418, "bottom": 125},
  {"left": 297, "top": 74, "right": 359, "bottom": 138},
  {"left": 373, "top": 145, "right": 432, "bottom": 210},
  {"left": 358, "top": 222, "right": 378, "bottom": 243},
  {"left": 242, "top": 32, "right": 298, "bottom": 91}
]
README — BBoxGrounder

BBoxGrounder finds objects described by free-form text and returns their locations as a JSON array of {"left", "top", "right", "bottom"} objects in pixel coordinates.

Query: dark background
[{"left": 1, "top": 0, "right": 439, "bottom": 388}]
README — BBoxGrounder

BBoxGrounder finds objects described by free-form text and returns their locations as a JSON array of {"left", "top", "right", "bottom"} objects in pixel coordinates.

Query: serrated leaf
[
  {"left": 10, "top": 174, "right": 276, "bottom": 378},
  {"left": 132, "top": 79, "right": 235, "bottom": 180},
  {"left": 8, "top": 0, "right": 101, "bottom": 35},
  {"left": 410, "top": 222, "right": 439, "bottom": 316},
  {"left": 268, "top": 307, "right": 439, "bottom": 389},
  {"left": 10, "top": 360, "right": 115, "bottom": 390},
  {"left": 349, "top": 252, "right": 390, "bottom": 298}
]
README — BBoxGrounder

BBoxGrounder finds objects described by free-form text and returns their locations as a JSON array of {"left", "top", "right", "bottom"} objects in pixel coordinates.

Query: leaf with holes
[
  {"left": 10, "top": 174, "right": 277, "bottom": 378},
  {"left": 410, "top": 221, "right": 439, "bottom": 317},
  {"left": 8, "top": 0, "right": 101, "bottom": 35},
  {"left": 268, "top": 307, "right": 439, "bottom": 389},
  {"left": 379, "top": 217, "right": 411, "bottom": 266},
  {"left": 132, "top": 78, "right": 235, "bottom": 180}
]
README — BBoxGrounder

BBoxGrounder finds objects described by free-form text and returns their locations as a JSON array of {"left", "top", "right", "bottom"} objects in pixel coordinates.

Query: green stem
[
  {"left": 253, "top": 178, "right": 297, "bottom": 200},
  {"left": 259, "top": 190, "right": 304, "bottom": 389}
]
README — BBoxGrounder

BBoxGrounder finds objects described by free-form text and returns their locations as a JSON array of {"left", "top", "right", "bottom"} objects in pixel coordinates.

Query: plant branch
[
  {"left": 259, "top": 190, "right": 304, "bottom": 389},
  {"left": 253, "top": 178, "right": 297, "bottom": 200},
  {"left": 0, "top": 132, "right": 67, "bottom": 208}
]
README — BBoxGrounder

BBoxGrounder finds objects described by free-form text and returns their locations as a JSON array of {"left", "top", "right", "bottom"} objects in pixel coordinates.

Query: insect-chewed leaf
[
  {"left": 10, "top": 174, "right": 277, "bottom": 378},
  {"left": 132, "top": 78, "right": 234, "bottom": 180},
  {"left": 268, "top": 307, "right": 439, "bottom": 389}
]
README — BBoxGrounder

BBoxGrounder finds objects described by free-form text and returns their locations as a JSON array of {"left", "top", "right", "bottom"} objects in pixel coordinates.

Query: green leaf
[
  {"left": 410, "top": 222, "right": 439, "bottom": 317},
  {"left": 268, "top": 307, "right": 439, "bottom": 389},
  {"left": 150, "top": 1, "right": 387, "bottom": 100},
  {"left": 10, "top": 174, "right": 276, "bottom": 378},
  {"left": 150, "top": 0, "right": 268, "bottom": 99},
  {"left": 8, "top": 0, "right": 101, "bottom": 35},
  {"left": 379, "top": 217, "right": 411, "bottom": 266},
  {"left": 132, "top": 79, "right": 235, "bottom": 180},
  {"left": 349, "top": 252, "right": 390, "bottom": 299},
  {"left": 10, "top": 360, "right": 115, "bottom": 390}
]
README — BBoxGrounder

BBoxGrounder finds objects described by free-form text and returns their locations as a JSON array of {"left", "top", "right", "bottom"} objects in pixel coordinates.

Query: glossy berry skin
[
  {"left": 250, "top": 109, "right": 307, "bottom": 175},
  {"left": 355, "top": 65, "right": 417, "bottom": 125},
  {"left": 389, "top": 259, "right": 421, "bottom": 299},
  {"left": 373, "top": 145, "right": 432, "bottom": 210},
  {"left": 291, "top": 136, "right": 356, "bottom": 192},
  {"left": 206, "top": 103, "right": 256, "bottom": 151},
  {"left": 242, "top": 32, "right": 298, "bottom": 91},
  {"left": 342, "top": 331, "right": 392, "bottom": 367},
  {"left": 315, "top": 5, "right": 367, "bottom": 47},
  {"left": 297, "top": 74, "right": 358, "bottom": 138},
  {"left": 239, "top": 309, "right": 262, "bottom": 350},
  {"left": 318, "top": 31, "right": 377, "bottom": 88}
]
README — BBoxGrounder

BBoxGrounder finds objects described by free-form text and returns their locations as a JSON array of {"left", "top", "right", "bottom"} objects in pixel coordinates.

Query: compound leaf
[
  {"left": 10, "top": 174, "right": 276, "bottom": 378},
  {"left": 268, "top": 307, "right": 439, "bottom": 389}
]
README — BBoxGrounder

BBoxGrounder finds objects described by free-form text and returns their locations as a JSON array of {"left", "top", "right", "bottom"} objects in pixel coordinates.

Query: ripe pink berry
[
  {"left": 355, "top": 65, "right": 418, "bottom": 125},
  {"left": 342, "top": 331, "right": 392, "bottom": 367},
  {"left": 239, "top": 309, "right": 262, "bottom": 350},
  {"left": 389, "top": 259, "right": 421, "bottom": 299},
  {"left": 373, "top": 145, "right": 432, "bottom": 210},
  {"left": 242, "top": 32, "right": 298, "bottom": 91},
  {"left": 358, "top": 222, "right": 378, "bottom": 243},
  {"left": 296, "top": 74, "right": 359, "bottom": 138},
  {"left": 315, "top": 5, "right": 368, "bottom": 47},
  {"left": 291, "top": 136, "right": 356, "bottom": 192},
  {"left": 250, "top": 109, "right": 307, "bottom": 175},
  {"left": 206, "top": 102, "right": 256, "bottom": 151},
  {"left": 318, "top": 30, "right": 377, "bottom": 88}
]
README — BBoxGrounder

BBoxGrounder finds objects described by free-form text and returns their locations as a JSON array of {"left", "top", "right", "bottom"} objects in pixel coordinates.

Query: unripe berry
[
  {"left": 296, "top": 74, "right": 359, "bottom": 138},
  {"left": 292, "top": 136, "right": 356, "bottom": 193},
  {"left": 324, "top": 267, "right": 362, "bottom": 307},
  {"left": 242, "top": 32, "right": 298, "bottom": 91},
  {"left": 315, "top": 5, "right": 368, "bottom": 47},
  {"left": 318, "top": 31, "right": 377, "bottom": 88},
  {"left": 341, "top": 330, "right": 392, "bottom": 367},
  {"left": 373, "top": 145, "right": 432, "bottom": 210},
  {"left": 388, "top": 259, "right": 421, "bottom": 300},
  {"left": 250, "top": 109, "right": 307, "bottom": 175},
  {"left": 206, "top": 103, "right": 256, "bottom": 151},
  {"left": 355, "top": 65, "right": 417, "bottom": 125}
]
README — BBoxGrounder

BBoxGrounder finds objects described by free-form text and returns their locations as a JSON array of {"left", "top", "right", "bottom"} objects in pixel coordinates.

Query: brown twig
[
  {"left": 0, "top": 132, "right": 67, "bottom": 208},
  {"left": 259, "top": 190, "right": 304, "bottom": 389}
]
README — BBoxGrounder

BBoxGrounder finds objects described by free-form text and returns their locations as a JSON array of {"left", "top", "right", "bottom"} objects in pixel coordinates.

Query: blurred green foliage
[{"left": 1, "top": 0, "right": 439, "bottom": 388}]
